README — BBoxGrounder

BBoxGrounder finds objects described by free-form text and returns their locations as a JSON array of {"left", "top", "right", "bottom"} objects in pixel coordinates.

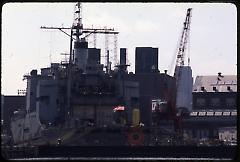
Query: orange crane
[{"left": 160, "top": 9, "right": 192, "bottom": 135}]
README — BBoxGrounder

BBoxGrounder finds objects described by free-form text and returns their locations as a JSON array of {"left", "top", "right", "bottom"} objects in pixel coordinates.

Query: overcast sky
[{"left": 1, "top": 2, "right": 237, "bottom": 95}]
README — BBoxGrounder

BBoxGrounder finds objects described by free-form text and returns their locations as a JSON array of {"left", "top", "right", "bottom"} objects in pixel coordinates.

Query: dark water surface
[{"left": 3, "top": 145, "right": 238, "bottom": 160}]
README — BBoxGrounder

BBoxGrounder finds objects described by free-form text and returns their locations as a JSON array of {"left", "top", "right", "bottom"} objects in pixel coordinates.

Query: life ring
[{"left": 127, "top": 127, "right": 144, "bottom": 146}]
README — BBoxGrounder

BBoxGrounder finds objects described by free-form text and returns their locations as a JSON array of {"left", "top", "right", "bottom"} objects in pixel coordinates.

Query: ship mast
[
  {"left": 66, "top": 2, "right": 84, "bottom": 118},
  {"left": 40, "top": 2, "right": 119, "bottom": 121},
  {"left": 72, "top": 2, "right": 83, "bottom": 42}
]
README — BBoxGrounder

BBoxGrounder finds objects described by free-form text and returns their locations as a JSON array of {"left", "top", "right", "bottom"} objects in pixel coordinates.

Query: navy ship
[
  {"left": 4, "top": 3, "right": 237, "bottom": 161},
  {"left": 10, "top": 3, "right": 192, "bottom": 147}
]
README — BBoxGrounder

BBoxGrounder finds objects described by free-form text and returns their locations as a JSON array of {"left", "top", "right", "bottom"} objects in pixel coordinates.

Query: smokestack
[{"left": 120, "top": 48, "right": 127, "bottom": 65}]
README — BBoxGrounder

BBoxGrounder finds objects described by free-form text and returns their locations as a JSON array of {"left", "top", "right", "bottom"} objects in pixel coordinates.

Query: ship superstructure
[
  {"left": 10, "top": 3, "right": 194, "bottom": 146},
  {"left": 10, "top": 2, "right": 140, "bottom": 146}
]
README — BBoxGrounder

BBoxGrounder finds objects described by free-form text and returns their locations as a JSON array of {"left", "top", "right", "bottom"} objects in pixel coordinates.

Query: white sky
[{"left": 1, "top": 2, "right": 237, "bottom": 95}]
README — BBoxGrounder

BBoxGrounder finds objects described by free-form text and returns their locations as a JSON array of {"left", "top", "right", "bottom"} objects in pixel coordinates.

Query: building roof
[{"left": 193, "top": 74, "right": 237, "bottom": 92}]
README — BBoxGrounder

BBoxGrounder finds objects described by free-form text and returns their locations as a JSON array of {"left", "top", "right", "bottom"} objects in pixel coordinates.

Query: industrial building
[
  {"left": 192, "top": 73, "right": 237, "bottom": 110},
  {"left": 182, "top": 73, "right": 237, "bottom": 142}
]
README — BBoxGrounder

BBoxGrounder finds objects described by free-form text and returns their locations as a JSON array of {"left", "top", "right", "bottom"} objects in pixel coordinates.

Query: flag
[{"left": 113, "top": 106, "right": 125, "bottom": 112}]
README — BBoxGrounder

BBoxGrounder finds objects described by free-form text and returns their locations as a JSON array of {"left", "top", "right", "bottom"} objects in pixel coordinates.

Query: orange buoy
[{"left": 127, "top": 127, "right": 144, "bottom": 146}]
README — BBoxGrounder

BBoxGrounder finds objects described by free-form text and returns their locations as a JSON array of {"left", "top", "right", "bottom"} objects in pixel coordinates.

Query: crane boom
[{"left": 174, "top": 8, "right": 192, "bottom": 84}]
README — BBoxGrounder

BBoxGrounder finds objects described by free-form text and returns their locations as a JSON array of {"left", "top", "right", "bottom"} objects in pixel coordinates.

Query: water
[{"left": 12, "top": 157, "right": 233, "bottom": 161}]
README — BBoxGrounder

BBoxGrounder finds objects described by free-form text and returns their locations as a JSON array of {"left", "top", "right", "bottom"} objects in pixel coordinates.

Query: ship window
[{"left": 196, "top": 98, "right": 206, "bottom": 106}]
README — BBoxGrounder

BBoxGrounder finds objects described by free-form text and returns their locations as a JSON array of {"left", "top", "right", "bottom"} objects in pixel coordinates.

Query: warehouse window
[
  {"left": 198, "top": 111, "right": 206, "bottom": 116},
  {"left": 231, "top": 111, "right": 237, "bottom": 116},
  {"left": 190, "top": 111, "right": 198, "bottom": 116},
  {"left": 206, "top": 111, "right": 214, "bottom": 116},
  {"left": 223, "top": 111, "right": 230, "bottom": 116},
  {"left": 214, "top": 111, "right": 222, "bottom": 116}
]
